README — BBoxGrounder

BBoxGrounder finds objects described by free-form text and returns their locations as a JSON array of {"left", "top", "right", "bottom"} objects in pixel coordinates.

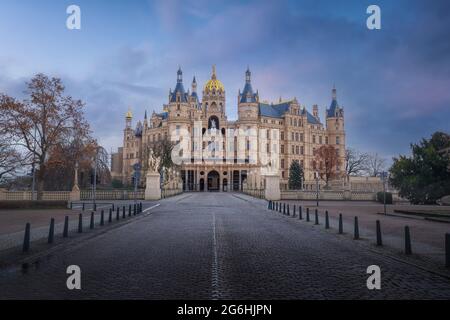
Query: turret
[{"left": 238, "top": 67, "right": 259, "bottom": 121}]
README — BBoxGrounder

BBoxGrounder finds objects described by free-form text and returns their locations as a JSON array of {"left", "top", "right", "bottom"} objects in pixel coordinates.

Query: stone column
[
  {"left": 264, "top": 175, "right": 281, "bottom": 201},
  {"left": 70, "top": 164, "right": 81, "bottom": 202}
]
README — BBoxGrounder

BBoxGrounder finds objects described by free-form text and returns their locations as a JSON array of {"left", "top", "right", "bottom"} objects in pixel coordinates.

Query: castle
[{"left": 110, "top": 66, "right": 346, "bottom": 192}]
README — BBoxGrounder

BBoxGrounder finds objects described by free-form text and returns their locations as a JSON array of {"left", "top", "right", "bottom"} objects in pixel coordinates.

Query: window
[
  {"left": 291, "top": 132, "right": 295, "bottom": 141},
  {"left": 281, "top": 132, "right": 284, "bottom": 141},
  {"left": 336, "top": 136, "right": 341, "bottom": 145},
  {"left": 296, "top": 146, "right": 299, "bottom": 155},
  {"left": 266, "top": 144, "right": 270, "bottom": 153},
  {"left": 319, "top": 136, "right": 323, "bottom": 144},
  {"left": 300, "top": 133, "right": 304, "bottom": 142},
  {"left": 176, "top": 125, "right": 180, "bottom": 135},
  {"left": 281, "top": 159, "right": 285, "bottom": 169},
  {"left": 301, "top": 146, "right": 304, "bottom": 155},
  {"left": 326, "top": 136, "right": 329, "bottom": 145},
  {"left": 281, "top": 145, "right": 285, "bottom": 153},
  {"left": 292, "top": 146, "right": 295, "bottom": 154},
  {"left": 313, "top": 135, "right": 316, "bottom": 144}
]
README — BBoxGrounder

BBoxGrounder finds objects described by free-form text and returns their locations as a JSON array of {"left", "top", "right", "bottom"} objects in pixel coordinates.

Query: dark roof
[
  {"left": 240, "top": 83, "right": 258, "bottom": 103},
  {"left": 135, "top": 122, "right": 143, "bottom": 137},
  {"left": 259, "top": 101, "right": 321, "bottom": 124},
  {"left": 156, "top": 112, "right": 168, "bottom": 120},
  {"left": 169, "top": 82, "right": 188, "bottom": 103},
  {"left": 259, "top": 102, "right": 290, "bottom": 118},
  {"left": 327, "top": 99, "right": 340, "bottom": 118}
]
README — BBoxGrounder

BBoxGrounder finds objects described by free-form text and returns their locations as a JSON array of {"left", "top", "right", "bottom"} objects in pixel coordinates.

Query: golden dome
[
  {"left": 126, "top": 109, "right": 133, "bottom": 119},
  {"left": 204, "top": 65, "right": 225, "bottom": 93}
]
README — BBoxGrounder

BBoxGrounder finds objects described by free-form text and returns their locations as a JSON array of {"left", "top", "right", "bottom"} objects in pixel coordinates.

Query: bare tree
[
  {"left": 0, "top": 138, "right": 23, "bottom": 183},
  {"left": 345, "top": 148, "right": 369, "bottom": 178},
  {"left": 314, "top": 145, "right": 342, "bottom": 186},
  {"left": 0, "top": 74, "right": 90, "bottom": 197},
  {"left": 364, "top": 153, "right": 386, "bottom": 177}
]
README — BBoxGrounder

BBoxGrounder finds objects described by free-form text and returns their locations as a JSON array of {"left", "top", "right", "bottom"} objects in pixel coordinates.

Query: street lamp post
[
  {"left": 381, "top": 171, "right": 388, "bottom": 215},
  {"left": 93, "top": 151, "right": 98, "bottom": 209}
]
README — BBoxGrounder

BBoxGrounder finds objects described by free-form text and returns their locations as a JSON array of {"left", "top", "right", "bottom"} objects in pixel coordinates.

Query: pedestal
[
  {"left": 70, "top": 185, "right": 81, "bottom": 201},
  {"left": 264, "top": 175, "right": 281, "bottom": 201},
  {"left": 145, "top": 173, "right": 161, "bottom": 200}
]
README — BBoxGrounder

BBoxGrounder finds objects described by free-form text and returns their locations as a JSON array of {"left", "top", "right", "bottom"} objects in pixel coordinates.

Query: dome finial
[
  {"left": 212, "top": 65, "right": 217, "bottom": 80},
  {"left": 126, "top": 107, "right": 133, "bottom": 119}
]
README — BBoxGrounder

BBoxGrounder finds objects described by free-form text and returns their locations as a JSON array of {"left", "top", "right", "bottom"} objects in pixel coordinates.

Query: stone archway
[{"left": 207, "top": 171, "right": 220, "bottom": 192}]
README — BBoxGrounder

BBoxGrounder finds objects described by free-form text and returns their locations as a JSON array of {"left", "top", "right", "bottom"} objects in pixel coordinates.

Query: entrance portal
[{"left": 207, "top": 171, "right": 220, "bottom": 192}]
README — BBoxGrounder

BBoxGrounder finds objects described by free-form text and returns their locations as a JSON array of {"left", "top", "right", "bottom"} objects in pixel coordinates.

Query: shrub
[
  {"left": 0, "top": 201, "right": 68, "bottom": 210},
  {"left": 376, "top": 192, "right": 393, "bottom": 205}
]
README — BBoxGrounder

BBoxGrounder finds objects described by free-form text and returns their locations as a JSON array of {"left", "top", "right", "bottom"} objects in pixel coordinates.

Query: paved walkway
[{"left": 0, "top": 193, "right": 449, "bottom": 299}]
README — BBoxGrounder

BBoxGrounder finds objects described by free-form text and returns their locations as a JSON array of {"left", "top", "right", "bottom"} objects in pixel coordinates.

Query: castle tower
[
  {"left": 168, "top": 67, "right": 190, "bottom": 120},
  {"left": 202, "top": 66, "right": 226, "bottom": 117},
  {"left": 238, "top": 67, "right": 259, "bottom": 122},
  {"left": 326, "top": 86, "right": 346, "bottom": 173}
]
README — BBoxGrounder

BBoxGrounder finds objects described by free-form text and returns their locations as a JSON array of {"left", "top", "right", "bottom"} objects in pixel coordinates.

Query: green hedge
[
  {"left": 0, "top": 201, "right": 68, "bottom": 210},
  {"left": 376, "top": 192, "right": 393, "bottom": 205}
]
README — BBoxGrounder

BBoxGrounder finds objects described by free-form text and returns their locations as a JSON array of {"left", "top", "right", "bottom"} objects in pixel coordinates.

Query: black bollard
[
  {"left": 405, "top": 226, "right": 412, "bottom": 255},
  {"left": 134, "top": 204, "right": 137, "bottom": 216},
  {"left": 299, "top": 206, "right": 303, "bottom": 220},
  {"left": 90, "top": 212, "right": 95, "bottom": 229},
  {"left": 339, "top": 214, "right": 343, "bottom": 234},
  {"left": 354, "top": 217, "right": 360, "bottom": 240},
  {"left": 315, "top": 209, "right": 319, "bottom": 225},
  {"left": 78, "top": 214, "right": 83, "bottom": 233},
  {"left": 283, "top": 203, "right": 286, "bottom": 215},
  {"left": 293, "top": 205, "right": 296, "bottom": 218},
  {"left": 325, "top": 211, "right": 330, "bottom": 229},
  {"left": 116, "top": 207, "right": 120, "bottom": 221},
  {"left": 376, "top": 220, "right": 383, "bottom": 246},
  {"left": 109, "top": 209, "right": 112, "bottom": 223},
  {"left": 23, "top": 223, "right": 31, "bottom": 253},
  {"left": 100, "top": 210, "right": 105, "bottom": 226},
  {"left": 70, "top": 202, "right": 73, "bottom": 210},
  {"left": 445, "top": 234, "right": 450, "bottom": 268},
  {"left": 123, "top": 206, "right": 126, "bottom": 219},
  {"left": 48, "top": 218, "right": 55, "bottom": 244},
  {"left": 129, "top": 205, "right": 132, "bottom": 217},
  {"left": 268, "top": 201, "right": 272, "bottom": 210},
  {"left": 112, "top": 204, "right": 115, "bottom": 211},
  {"left": 306, "top": 208, "right": 310, "bottom": 222},
  {"left": 94, "top": 203, "right": 97, "bottom": 212},
  {"left": 82, "top": 203, "right": 85, "bottom": 211},
  {"left": 63, "top": 216, "right": 69, "bottom": 238},
  {"left": 287, "top": 205, "right": 290, "bottom": 216}
]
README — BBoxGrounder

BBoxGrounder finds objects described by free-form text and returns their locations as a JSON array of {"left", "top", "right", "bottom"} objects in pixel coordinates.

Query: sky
[{"left": 0, "top": 0, "right": 449, "bottom": 161}]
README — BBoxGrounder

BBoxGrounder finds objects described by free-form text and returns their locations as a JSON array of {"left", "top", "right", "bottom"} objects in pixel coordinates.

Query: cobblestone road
[{"left": 1, "top": 193, "right": 449, "bottom": 299}]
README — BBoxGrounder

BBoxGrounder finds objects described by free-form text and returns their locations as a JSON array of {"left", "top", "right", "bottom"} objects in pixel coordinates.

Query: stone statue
[
  {"left": 147, "top": 150, "right": 161, "bottom": 174},
  {"left": 211, "top": 119, "right": 217, "bottom": 130}
]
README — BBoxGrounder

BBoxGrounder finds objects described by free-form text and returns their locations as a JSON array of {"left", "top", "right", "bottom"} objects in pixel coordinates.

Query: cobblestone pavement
[
  {"left": 1, "top": 193, "right": 450, "bottom": 300},
  {"left": 283, "top": 200, "right": 450, "bottom": 266}
]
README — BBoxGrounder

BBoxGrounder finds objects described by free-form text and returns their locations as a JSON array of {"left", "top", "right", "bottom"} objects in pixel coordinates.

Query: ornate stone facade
[{"left": 111, "top": 66, "right": 346, "bottom": 191}]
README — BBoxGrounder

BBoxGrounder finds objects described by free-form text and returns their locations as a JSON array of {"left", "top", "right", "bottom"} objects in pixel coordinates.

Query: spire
[
  {"left": 192, "top": 76, "right": 197, "bottom": 92},
  {"left": 144, "top": 110, "right": 148, "bottom": 120},
  {"left": 246, "top": 66, "right": 251, "bottom": 84},
  {"left": 177, "top": 67, "right": 183, "bottom": 83},
  {"left": 332, "top": 84, "right": 337, "bottom": 101}
]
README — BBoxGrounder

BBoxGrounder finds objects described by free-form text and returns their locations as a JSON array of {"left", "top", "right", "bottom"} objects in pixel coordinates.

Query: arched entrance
[
  {"left": 207, "top": 171, "right": 220, "bottom": 192},
  {"left": 199, "top": 178, "right": 205, "bottom": 192}
]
